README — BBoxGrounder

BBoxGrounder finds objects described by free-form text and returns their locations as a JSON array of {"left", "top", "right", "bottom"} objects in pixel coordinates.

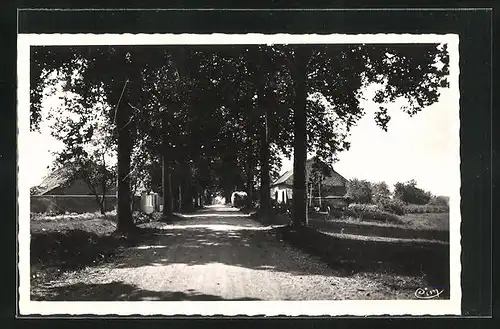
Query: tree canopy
[{"left": 31, "top": 42, "right": 449, "bottom": 229}]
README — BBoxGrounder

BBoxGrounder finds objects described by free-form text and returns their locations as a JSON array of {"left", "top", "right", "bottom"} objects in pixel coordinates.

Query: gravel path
[{"left": 32, "top": 205, "right": 425, "bottom": 301}]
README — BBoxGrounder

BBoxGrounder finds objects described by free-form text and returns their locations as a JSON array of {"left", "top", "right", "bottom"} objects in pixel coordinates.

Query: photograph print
[{"left": 18, "top": 33, "right": 461, "bottom": 316}]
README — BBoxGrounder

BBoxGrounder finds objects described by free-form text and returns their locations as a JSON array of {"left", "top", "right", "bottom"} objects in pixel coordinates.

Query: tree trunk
[
  {"left": 318, "top": 179, "right": 322, "bottom": 208},
  {"left": 246, "top": 142, "right": 254, "bottom": 208},
  {"left": 194, "top": 186, "right": 199, "bottom": 208},
  {"left": 181, "top": 176, "right": 193, "bottom": 212},
  {"left": 292, "top": 47, "right": 309, "bottom": 227},
  {"left": 101, "top": 154, "right": 106, "bottom": 214},
  {"left": 224, "top": 188, "right": 232, "bottom": 205},
  {"left": 309, "top": 183, "right": 313, "bottom": 207},
  {"left": 162, "top": 157, "right": 173, "bottom": 220},
  {"left": 116, "top": 101, "right": 135, "bottom": 232},
  {"left": 161, "top": 114, "right": 173, "bottom": 221},
  {"left": 178, "top": 183, "right": 182, "bottom": 212},
  {"left": 259, "top": 100, "right": 271, "bottom": 213}
]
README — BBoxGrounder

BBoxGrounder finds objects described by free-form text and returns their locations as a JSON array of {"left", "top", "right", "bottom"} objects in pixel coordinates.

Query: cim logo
[{"left": 414, "top": 287, "right": 445, "bottom": 299}]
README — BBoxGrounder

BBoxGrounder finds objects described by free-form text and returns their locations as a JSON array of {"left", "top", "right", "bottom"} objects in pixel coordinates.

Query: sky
[
  {"left": 28, "top": 74, "right": 459, "bottom": 198},
  {"left": 279, "top": 86, "right": 458, "bottom": 196}
]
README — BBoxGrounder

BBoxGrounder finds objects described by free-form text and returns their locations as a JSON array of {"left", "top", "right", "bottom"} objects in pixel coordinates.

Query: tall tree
[
  {"left": 275, "top": 43, "right": 449, "bottom": 226},
  {"left": 31, "top": 46, "right": 164, "bottom": 232}
]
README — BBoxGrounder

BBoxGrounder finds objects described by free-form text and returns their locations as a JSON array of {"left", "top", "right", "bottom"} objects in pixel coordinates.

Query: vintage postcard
[{"left": 18, "top": 32, "right": 461, "bottom": 316}]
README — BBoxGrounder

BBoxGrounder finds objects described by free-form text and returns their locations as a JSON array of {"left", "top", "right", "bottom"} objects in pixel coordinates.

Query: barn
[
  {"left": 30, "top": 164, "right": 121, "bottom": 214},
  {"left": 270, "top": 157, "right": 348, "bottom": 208}
]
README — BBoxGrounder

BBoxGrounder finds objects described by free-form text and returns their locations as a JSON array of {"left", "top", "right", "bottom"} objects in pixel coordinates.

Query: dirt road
[{"left": 32, "top": 205, "right": 425, "bottom": 301}]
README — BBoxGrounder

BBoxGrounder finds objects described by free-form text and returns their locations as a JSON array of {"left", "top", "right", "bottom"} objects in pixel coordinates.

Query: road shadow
[
  {"left": 32, "top": 281, "right": 261, "bottom": 301},
  {"left": 110, "top": 217, "right": 449, "bottom": 287},
  {"left": 276, "top": 225, "right": 450, "bottom": 291},
  {"left": 31, "top": 206, "right": 450, "bottom": 293}
]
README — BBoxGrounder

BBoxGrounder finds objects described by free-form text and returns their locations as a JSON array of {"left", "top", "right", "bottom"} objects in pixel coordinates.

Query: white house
[{"left": 271, "top": 157, "right": 348, "bottom": 207}]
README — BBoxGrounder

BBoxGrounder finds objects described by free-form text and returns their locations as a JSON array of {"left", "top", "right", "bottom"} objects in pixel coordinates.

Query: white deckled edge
[
  {"left": 22, "top": 33, "right": 454, "bottom": 46},
  {"left": 17, "top": 33, "right": 461, "bottom": 316}
]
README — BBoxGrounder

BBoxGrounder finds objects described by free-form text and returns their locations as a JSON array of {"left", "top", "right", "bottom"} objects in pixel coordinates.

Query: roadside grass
[
  {"left": 274, "top": 225, "right": 450, "bottom": 297},
  {"left": 29, "top": 211, "right": 171, "bottom": 289},
  {"left": 399, "top": 212, "right": 450, "bottom": 231},
  {"left": 306, "top": 212, "right": 449, "bottom": 242}
]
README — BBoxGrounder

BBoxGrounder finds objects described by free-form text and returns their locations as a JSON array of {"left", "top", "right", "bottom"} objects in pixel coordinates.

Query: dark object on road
[{"left": 231, "top": 191, "right": 248, "bottom": 208}]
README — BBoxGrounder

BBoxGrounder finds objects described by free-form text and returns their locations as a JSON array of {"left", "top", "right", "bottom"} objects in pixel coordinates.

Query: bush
[
  {"left": 404, "top": 204, "right": 449, "bottom": 213},
  {"left": 428, "top": 196, "right": 449, "bottom": 207},
  {"left": 357, "top": 210, "right": 403, "bottom": 225},
  {"left": 348, "top": 203, "right": 379, "bottom": 212},
  {"left": 328, "top": 204, "right": 403, "bottom": 225},
  {"left": 371, "top": 182, "right": 391, "bottom": 204},
  {"left": 271, "top": 199, "right": 292, "bottom": 214},
  {"left": 346, "top": 179, "right": 373, "bottom": 204},
  {"left": 394, "top": 180, "right": 432, "bottom": 205},
  {"left": 378, "top": 198, "right": 407, "bottom": 215}
]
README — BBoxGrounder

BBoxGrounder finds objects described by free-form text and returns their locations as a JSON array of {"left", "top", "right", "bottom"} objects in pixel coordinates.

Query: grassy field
[
  {"left": 399, "top": 212, "right": 450, "bottom": 231},
  {"left": 307, "top": 211, "right": 449, "bottom": 239},
  {"left": 275, "top": 225, "right": 450, "bottom": 297}
]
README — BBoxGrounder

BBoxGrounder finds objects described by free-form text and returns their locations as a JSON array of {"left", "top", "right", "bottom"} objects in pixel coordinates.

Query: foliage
[
  {"left": 428, "top": 195, "right": 449, "bottom": 207},
  {"left": 371, "top": 181, "right": 391, "bottom": 204},
  {"left": 346, "top": 178, "right": 373, "bottom": 204},
  {"left": 394, "top": 179, "right": 432, "bottom": 205},
  {"left": 404, "top": 204, "right": 449, "bottom": 214},
  {"left": 331, "top": 204, "right": 403, "bottom": 225},
  {"left": 378, "top": 198, "right": 407, "bottom": 215},
  {"left": 30, "top": 43, "right": 450, "bottom": 228},
  {"left": 356, "top": 210, "right": 403, "bottom": 225},
  {"left": 44, "top": 86, "right": 116, "bottom": 214},
  {"left": 348, "top": 203, "right": 380, "bottom": 212}
]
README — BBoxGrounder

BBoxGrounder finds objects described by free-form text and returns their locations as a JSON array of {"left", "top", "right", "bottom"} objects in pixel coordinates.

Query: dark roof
[
  {"left": 271, "top": 157, "right": 347, "bottom": 188},
  {"left": 35, "top": 164, "right": 77, "bottom": 195}
]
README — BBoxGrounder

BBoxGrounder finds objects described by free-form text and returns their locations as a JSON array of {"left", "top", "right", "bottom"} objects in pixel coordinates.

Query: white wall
[{"left": 271, "top": 185, "right": 292, "bottom": 204}]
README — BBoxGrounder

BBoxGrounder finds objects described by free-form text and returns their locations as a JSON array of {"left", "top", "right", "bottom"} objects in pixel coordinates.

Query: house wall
[
  {"left": 321, "top": 185, "right": 347, "bottom": 197},
  {"left": 271, "top": 184, "right": 346, "bottom": 206},
  {"left": 271, "top": 185, "right": 292, "bottom": 204},
  {"left": 31, "top": 195, "right": 140, "bottom": 214}
]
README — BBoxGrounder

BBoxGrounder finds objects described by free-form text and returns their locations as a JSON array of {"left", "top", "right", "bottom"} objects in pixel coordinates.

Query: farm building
[
  {"left": 30, "top": 164, "right": 125, "bottom": 214},
  {"left": 34, "top": 164, "right": 116, "bottom": 196},
  {"left": 270, "top": 157, "right": 348, "bottom": 208}
]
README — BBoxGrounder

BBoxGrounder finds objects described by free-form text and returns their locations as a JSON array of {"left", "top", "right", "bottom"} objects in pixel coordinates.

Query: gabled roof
[
  {"left": 272, "top": 170, "right": 294, "bottom": 186},
  {"left": 35, "top": 164, "right": 77, "bottom": 195},
  {"left": 271, "top": 157, "right": 347, "bottom": 188}
]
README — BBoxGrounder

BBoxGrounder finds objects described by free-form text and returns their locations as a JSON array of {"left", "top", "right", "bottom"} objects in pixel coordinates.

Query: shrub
[
  {"left": 348, "top": 203, "right": 379, "bottom": 212},
  {"left": 394, "top": 179, "right": 432, "bottom": 205},
  {"left": 271, "top": 199, "right": 292, "bottom": 214},
  {"left": 404, "top": 204, "right": 449, "bottom": 213},
  {"left": 357, "top": 210, "right": 403, "bottom": 225},
  {"left": 346, "top": 179, "right": 373, "bottom": 204},
  {"left": 329, "top": 204, "right": 403, "bottom": 225},
  {"left": 428, "top": 196, "right": 449, "bottom": 207},
  {"left": 378, "top": 198, "right": 407, "bottom": 215},
  {"left": 371, "top": 182, "right": 391, "bottom": 204}
]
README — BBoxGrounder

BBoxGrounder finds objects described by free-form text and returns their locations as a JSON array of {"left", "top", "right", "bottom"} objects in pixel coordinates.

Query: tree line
[
  {"left": 346, "top": 178, "right": 449, "bottom": 206},
  {"left": 30, "top": 43, "right": 449, "bottom": 231}
]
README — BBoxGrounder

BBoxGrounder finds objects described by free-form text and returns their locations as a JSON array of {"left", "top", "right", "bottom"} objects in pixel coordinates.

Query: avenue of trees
[{"left": 31, "top": 43, "right": 449, "bottom": 231}]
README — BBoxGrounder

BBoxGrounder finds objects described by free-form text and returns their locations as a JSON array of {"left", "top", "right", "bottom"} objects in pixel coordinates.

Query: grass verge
[
  {"left": 274, "top": 225, "right": 450, "bottom": 297},
  {"left": 30, "top": 213, "right": 178, "bottom": 288}
]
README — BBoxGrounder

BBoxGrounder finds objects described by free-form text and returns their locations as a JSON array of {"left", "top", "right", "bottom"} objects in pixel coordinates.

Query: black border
[{"left": 2, "top": 4, "right": 494, "bottom": 327}]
